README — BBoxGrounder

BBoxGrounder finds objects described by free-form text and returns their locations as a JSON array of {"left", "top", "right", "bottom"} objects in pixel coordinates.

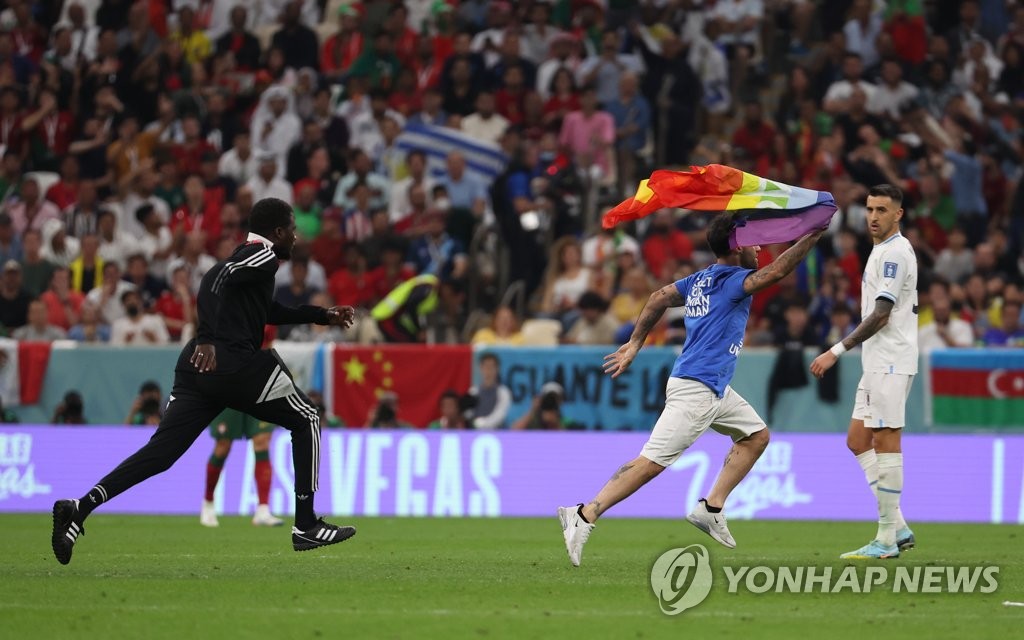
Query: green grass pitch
[{"left": 2, "top": 515, "right": 1022, "bottom": 639}]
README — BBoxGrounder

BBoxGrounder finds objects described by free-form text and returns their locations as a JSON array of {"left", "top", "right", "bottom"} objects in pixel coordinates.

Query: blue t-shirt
[{"left": 670, "top": 264, "right": 754, "bottom": 397}]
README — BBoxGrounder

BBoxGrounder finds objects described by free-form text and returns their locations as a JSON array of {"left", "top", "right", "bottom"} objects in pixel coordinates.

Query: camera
[{"left": 140, "top": 397, "right": 161, "bottom": 416}]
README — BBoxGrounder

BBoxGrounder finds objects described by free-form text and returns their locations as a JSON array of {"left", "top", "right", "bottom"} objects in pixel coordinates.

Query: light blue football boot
[
  {"left": 896, "top": 526, "right": 915, "bottom": 551},
  {"left": 840, "top": 539, "right": 900, "bottom": 559}
]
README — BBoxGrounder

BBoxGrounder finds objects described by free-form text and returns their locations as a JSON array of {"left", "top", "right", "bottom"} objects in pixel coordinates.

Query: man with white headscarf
[
  {"left": 41, "top": 218, "right": 81, "bottom": 268},
  {"left": 250, "top": 85, "right": 301, "bottom": 175}
]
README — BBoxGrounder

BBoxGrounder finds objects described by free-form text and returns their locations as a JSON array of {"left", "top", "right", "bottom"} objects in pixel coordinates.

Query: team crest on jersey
[{"left": 883, "top": 262, "right": 898, "bottom": 278}]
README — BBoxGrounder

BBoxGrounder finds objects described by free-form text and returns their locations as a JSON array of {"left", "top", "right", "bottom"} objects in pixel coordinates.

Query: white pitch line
[{"left": 1003, "top": 601, "right": 1024, "bottom": 607}]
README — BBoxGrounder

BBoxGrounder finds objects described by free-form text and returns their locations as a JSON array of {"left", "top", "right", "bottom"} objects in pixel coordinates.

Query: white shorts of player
[
  {"left": 641, "top": 377, "right": 766, "bottom": 467},
  {"left": 853, "top": 371, "right": 915, "bottom": 429}
]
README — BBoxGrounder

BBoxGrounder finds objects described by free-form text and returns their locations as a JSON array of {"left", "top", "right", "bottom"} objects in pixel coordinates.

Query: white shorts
[
  {"left": 641, "top": 378, "right": 766, "bottom": 467},
  {"left": 852, "top": 372, "right": 914, "bottom": 429}
]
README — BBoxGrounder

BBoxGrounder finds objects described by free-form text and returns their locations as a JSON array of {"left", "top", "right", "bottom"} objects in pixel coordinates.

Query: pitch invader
[
  {"left": 811, "top": 184, "right": 917, "bottom": 559},
  {"left": 558, "top": 213, "right": 827, "bottom": 566}
]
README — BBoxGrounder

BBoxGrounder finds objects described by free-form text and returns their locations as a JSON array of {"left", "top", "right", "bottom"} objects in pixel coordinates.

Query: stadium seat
[{"left": 520, "top": 319, "right": 562, "bottom": 346}]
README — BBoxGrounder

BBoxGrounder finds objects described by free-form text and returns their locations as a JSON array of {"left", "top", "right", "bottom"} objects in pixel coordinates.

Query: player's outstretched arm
[
  {"left": 742, "top": 229, "right": 826, "bottom": 295},
  {"left": 810, "top": 298, "right": 894, "bottom": 378},
  {"left": 603, "top": 284, "right": 683, "bottom": 378}
]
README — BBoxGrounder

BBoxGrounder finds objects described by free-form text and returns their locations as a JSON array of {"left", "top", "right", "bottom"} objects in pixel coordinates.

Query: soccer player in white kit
[{"left": 811, "top": 184, "right": 917, "bottom": 559}]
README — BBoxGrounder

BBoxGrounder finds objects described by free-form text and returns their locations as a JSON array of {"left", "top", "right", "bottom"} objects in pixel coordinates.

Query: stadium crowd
[{"left": 0, "top": 0, "right": 1022, "bottom": 362}]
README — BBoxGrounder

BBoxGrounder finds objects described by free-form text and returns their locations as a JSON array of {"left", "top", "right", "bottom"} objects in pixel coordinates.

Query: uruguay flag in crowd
[
  {"left": 395, "top": 123, "right": 508, "bottom": 185},
  {"left": 604, "top": 164, "right": 837, "bottom": 248}
]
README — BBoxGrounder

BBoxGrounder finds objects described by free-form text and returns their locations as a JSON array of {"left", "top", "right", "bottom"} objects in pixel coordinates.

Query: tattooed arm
[
  {"left": 603, "top": 284, "right": 684, "bottom": 378},
  {"left": 810, "top": 298, "right": 894, "bottom": 378},
  {"left": 841, "top": 298, "right": 893, "bottom": 350},
  {"left": 742, "top": 229, "right": 827, "bottom": 295}
]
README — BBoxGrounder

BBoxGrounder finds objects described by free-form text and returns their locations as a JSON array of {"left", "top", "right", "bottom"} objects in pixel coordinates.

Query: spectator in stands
[
  {"left": 469, "top": 352, "right": 512, "bottom": 429},
  {"left": 824, "top": 304, "right": 857, "bottom": 349},
  {"left": 0, "top": 213, "right": 19, "bottom": 265},
  {"left": 7, "top": 176, "right": 60, "bottom": 236},
  {"left": 320, "top": 3, "right": 364, "bottom": 81},
  {"left": 18, "top": 229, "right": 52, "bottom": 298},
  {"left": 438, "top": 151, "right": 488, "bottom": 219},
  {"left": 775, "top": 302, "right": 819, "bottom": 348},
  {"left": 642, "top": 210, "right": 693, "bottom": 282},
  {"left": 367, "top": 390, "right": 412, "bottom": 428},
  {"left": 543, "top": 68, "right": 580, "bottom": 133},
  {"left": 96, "top": 208, "right": 133, "bottom": 268},
  {"left": 47, "top": 157, "right": 82, "bottom": 213},
  {"left": 610, "top": 268, "right": 650, "bottom": 326},
  {"left": 540, "top": 236, "right": 594, "bottom": 319},
  {"left": 512, "top": 381, "right": 572, "bottom": 430},
  {"left": 732, "top": 100, "right": 776, "bottom": 166},
  {"left": 407, "top": 209, "right": 467, "bottom": 281},
  {"left": 351, "top": 30, "right": 402, "bottom": 92},
  {"left": 333, "top": 148, "right": 389, "bottom": 212},
  {"left": 110, "top": 289, "right": 170, "bottom": 345},
  {"left": 39, "top": 267, "right": 83, "bottom": 331},
  {"left": 982, "top": 301, "right": 1024, "bottom": 347},
  {"left": 246, "top": 150, "right": 293, "bottom": 205},
  {"left": 843, "top": 0, "right": 884, "bottom": 69},
  {"left": 270, "top": 1, "right": 319, "bottom": 71},
  {"left": 824, "top": 52, "right": 876, "bottom": 114},
  {"left": 292, "top": 178, "right": 324, "bottom": 240},
  {"left": 428, "top": 389, "right": 470, "bottom": 430},
  {"left": 576, "top": 29, "right": 642, "bottom": 107},
  {"left": 153, "top": 264, "right": 195, "bottom": 343},
  {"left": 471, "top": 306, "right": 525, "bottom": 346},
  {"left": 69, "top": 233, "right": 104, "bottom": 294},
  {"left": 52, "top": 390, "right": 86, "bottom": 425},
  {"left": 67, "top": 301, "right": 111, "bottom": 343},
  {"left": 125, "top": 380, "right": 162, "bottom": 425},
  {"left": 0, "top": 260, "right": 30, "bottom": 334},
  {"left": 564, "top": 290, "right": 617, "bottom": 345},
  {"left": 868, "top": 58, "right": 919, "bottom": 120},
  {"left": 63, "top": 180, "right": 101, "bottom": 239},
  {"left": 559, "top": 84, "right": 614, "bottom": 181},
  {"left": 123, "top": 254, "right": 164, "bottom": 309},
  {"left": 218, "top": 131, "right": 259, "bottom": 186},
  {"left": 462, "top": 89, "right": 509, "bottom": 145},
  {"left": 580, "top": 225, "right": 639, "bottom": 283},
  {"left": 920, "top": 288, "right": 974, "bottom": 352},
  {"left": 134, "top": 205, "right": 173, "bottom": 280},
  {"left": 606, "top": 71, "right": 650, "bottom": 196},
  {"left": 215, "top": 5, "right": 261, "bottom": 70},
  {"left": 13, "top": 299, "right": 67, "bottom": 341},
  {"left": 389, "top": 149, "right": 434, "bottom": 225},
  {"left": 85, "top": 261, "right": 134, "bottom": 324},
  {"left": 957, "top": 273, "right": 998, "bottom": 337}
]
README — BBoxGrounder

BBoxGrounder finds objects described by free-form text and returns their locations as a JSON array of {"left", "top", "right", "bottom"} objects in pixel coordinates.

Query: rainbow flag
[{"left": 603, "top": 164, "right": 837, "bottom": 248}]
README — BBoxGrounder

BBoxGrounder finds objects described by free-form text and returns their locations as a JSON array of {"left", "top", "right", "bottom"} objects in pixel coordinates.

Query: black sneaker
[
  {"left": 291, "top": 518, "right": 356, "bottom": 551},
  {"left": 52, "top": 499, "right": 84, "bottom": 565}
]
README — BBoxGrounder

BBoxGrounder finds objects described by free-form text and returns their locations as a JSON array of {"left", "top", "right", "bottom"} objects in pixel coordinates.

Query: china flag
[{"left": 330, "top": 345, "right": 473, "bottom": 428}]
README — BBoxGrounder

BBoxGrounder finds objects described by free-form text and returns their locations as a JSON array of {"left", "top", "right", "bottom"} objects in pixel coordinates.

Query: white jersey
[{"left": 861, "top": 232, "right": 919, "bottom": 374}]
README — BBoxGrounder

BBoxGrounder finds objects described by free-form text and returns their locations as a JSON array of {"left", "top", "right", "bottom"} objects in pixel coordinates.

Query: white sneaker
[
  {"left": 200, "top": 500, "right": 219, "bottom": 528},
  {"left": 557, "top": 504, "right": 595, "bottom": 567},
  {"left": 686, "top": 500, "right": 736, "bottom": 549},
  {"left": 252, "top": 504, "right": 284, "bottom": 527}
]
